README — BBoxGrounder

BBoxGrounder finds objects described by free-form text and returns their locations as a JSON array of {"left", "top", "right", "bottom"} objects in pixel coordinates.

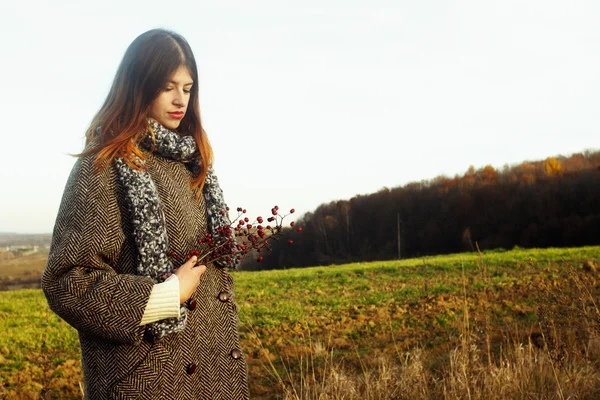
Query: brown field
[{"left": 0, "top": 252, "right": 48, "bottom": 291}]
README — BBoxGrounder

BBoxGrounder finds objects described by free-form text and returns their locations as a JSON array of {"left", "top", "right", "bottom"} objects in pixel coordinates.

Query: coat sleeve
[{"left": 41, "top": 154, "right": 155, "bottom": 345}]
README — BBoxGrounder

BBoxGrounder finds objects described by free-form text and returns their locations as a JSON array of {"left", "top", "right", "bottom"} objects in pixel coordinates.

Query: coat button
[
  {"left": 218, "top": 292, "right": 229, "bottom": 302},
  {"left": 186, "top": 363, "right": 197, "bottom": 375},
  {"left": 230, "top": 349, "right": 243, "bottom": 359},
  {"left": 188, "top": 299, "right": 197, "bottom": 310}
]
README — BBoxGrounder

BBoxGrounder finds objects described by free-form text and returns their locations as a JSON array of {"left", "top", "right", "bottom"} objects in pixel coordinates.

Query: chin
[{"left": 158, "top": 119, "right": 181, "bottom": 130}]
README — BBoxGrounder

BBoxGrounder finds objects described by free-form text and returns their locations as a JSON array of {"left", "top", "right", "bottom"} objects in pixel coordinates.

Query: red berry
[
  {"left": 247, "top": 224, "right": 252, "bottom": 229},
  {"left": 290, "top": 221, "right": 295, "bottom": 227},
  {"left": 290, "top": 208, "right": 295, "bottom": 213},
  {"left": 288, "top": 240, "right": 293, "bottom": 245},
  {"left": 274, "top": 205, "right": 279, "bottom": 210},
  {"left": 220, "top": 210, "right": 225, "bottom": 215},
  {"left": 257, "top": 256, "right": 263, "bottom": 262},
  {"left": 297, "top": 227, "right": 303, "bottom": 232},
  {"left": 226, "top": 206, "right": 230, "bottom": 211},
  {"left": 244, "top": 217, "right": 249, "bottom": 222},
  {"left": 243, "top": 209, "right": 247, "bottom": 213}
]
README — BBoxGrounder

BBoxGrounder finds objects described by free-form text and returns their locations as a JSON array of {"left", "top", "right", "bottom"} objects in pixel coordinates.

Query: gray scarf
[{"left": 113, "top": 119, "right": 238, "bottom": 341}]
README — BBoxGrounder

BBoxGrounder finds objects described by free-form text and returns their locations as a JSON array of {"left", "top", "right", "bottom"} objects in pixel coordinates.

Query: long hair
[{"left": 76, "top": 28, "right": 213, "bottom": 196}]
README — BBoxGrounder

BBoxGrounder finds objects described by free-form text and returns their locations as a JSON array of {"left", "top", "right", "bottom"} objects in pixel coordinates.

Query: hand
[{"left": 162, "top": 256, "right": 206, "bottom": 304}]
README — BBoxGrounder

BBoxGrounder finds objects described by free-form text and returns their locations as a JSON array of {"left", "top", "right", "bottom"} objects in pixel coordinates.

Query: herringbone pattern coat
[{"left": 42, "top": 149, "right": 250, "bottom": 399}]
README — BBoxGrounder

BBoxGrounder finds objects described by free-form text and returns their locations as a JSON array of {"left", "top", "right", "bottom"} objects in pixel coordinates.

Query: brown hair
[{"left": 76, "top": 28, "right": 213, "bottom": 195}]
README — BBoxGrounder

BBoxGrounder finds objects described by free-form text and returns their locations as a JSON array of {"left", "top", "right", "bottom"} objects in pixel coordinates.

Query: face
[{"left": 147, "top": 66, "right": 193, "bottom": 130}]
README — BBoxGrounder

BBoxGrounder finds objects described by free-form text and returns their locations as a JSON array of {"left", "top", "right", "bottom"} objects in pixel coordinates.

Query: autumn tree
[{"left": 544, "top": 157, "right": 563, "bottom": 177}]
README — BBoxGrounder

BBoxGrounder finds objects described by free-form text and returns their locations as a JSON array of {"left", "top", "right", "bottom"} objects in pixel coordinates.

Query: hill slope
[{"left": 1, "top": 246, "right": 599, "bottom": 398}]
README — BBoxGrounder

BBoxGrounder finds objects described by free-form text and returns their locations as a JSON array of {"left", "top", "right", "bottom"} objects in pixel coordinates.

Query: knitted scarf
[{"left": 112, "top": 119, "right": 238, "bottom": 341}]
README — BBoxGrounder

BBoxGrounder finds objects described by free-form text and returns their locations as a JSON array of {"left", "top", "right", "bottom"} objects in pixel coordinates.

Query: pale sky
[{"left": 1, "top": 1, "right": 599, "bottom": 234}]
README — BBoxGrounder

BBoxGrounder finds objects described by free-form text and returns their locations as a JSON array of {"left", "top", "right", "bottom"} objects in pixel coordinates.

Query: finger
[
  {"left": 183, "top": 256, "right": 198, "bottom": 268},
  {"left": 194, "top": 264, "right": 207, "bottom": 275}
]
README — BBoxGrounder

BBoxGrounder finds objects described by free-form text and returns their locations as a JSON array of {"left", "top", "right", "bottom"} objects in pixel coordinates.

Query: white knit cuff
[{"left": 140, "top": 274, "right": 181, "bottom": 326}]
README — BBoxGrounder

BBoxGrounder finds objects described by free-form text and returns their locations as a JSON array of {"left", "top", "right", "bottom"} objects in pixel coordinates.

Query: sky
[{"left": 1, "top": 0, "right": 599, "bottom": 234}]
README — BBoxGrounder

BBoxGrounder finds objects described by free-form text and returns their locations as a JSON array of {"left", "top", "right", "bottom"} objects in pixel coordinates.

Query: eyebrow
[{"left": 168, "top": 80, "right": 194, "bottom": 86}]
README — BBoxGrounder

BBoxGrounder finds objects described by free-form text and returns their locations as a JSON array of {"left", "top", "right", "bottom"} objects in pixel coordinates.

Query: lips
[{"left": 168, "top": 112, "right": 184, "bottom": 119}]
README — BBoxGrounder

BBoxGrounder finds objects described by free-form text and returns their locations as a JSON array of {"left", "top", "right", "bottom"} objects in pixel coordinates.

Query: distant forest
[{"left": 248, "top": 149, "right": 600, "bottom": 270}]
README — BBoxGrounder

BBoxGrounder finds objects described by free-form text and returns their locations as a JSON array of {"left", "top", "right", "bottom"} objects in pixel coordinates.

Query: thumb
[{"left": 184, "top": 255, "right": 198, "bottom": 267}]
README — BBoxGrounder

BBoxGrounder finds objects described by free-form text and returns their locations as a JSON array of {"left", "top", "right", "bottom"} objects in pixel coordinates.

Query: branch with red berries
[{"left": 167, "top": 205, "right": 302, "bottom": 268}]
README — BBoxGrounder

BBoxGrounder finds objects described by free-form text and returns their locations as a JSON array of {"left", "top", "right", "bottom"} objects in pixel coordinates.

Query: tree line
[{"left": 243, "top": 150, "right": 600, "bottom": 271}]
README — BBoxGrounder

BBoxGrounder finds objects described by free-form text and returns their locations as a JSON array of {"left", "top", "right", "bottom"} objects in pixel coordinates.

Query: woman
[{"left": 41, "top": 29, "right": 249, "bottom": 399}]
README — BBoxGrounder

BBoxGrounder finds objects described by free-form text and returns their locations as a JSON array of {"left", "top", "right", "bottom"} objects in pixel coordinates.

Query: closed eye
[{"left": 164, "top": 87, "right": 191, "bottom": 94}]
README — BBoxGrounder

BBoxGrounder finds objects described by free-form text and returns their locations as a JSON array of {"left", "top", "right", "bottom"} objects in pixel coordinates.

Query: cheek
[{"left": 150, "top": 95, "right": 168, "bottom": 114}]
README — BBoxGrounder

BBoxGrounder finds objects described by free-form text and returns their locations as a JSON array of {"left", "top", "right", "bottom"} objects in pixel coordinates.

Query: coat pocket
[{"left": 109, "top": 342, "right": 173, "bottom": 400}]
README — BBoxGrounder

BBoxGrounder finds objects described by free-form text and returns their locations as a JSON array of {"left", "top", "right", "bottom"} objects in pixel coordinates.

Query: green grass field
[{"left": 1, "top": 246, "right": 599, "bottom": 398}]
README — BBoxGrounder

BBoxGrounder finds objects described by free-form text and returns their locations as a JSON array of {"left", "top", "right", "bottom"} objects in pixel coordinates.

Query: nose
[{"left": 173, "top": 90, "right": 187, "bottom": 107}]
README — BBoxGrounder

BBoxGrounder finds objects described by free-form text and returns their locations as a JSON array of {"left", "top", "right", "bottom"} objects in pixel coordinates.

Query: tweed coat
[{"left": 41, "top": 143, "right": 250, "bottom": 399}]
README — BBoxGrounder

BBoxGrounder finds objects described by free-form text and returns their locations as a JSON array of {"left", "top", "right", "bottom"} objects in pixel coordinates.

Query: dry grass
[
  {"left": 251, "top": 332, "right": 600, "bottom": 399},
  {"left": 250, "top": 261, "right": 600, "bottom": 399}
]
